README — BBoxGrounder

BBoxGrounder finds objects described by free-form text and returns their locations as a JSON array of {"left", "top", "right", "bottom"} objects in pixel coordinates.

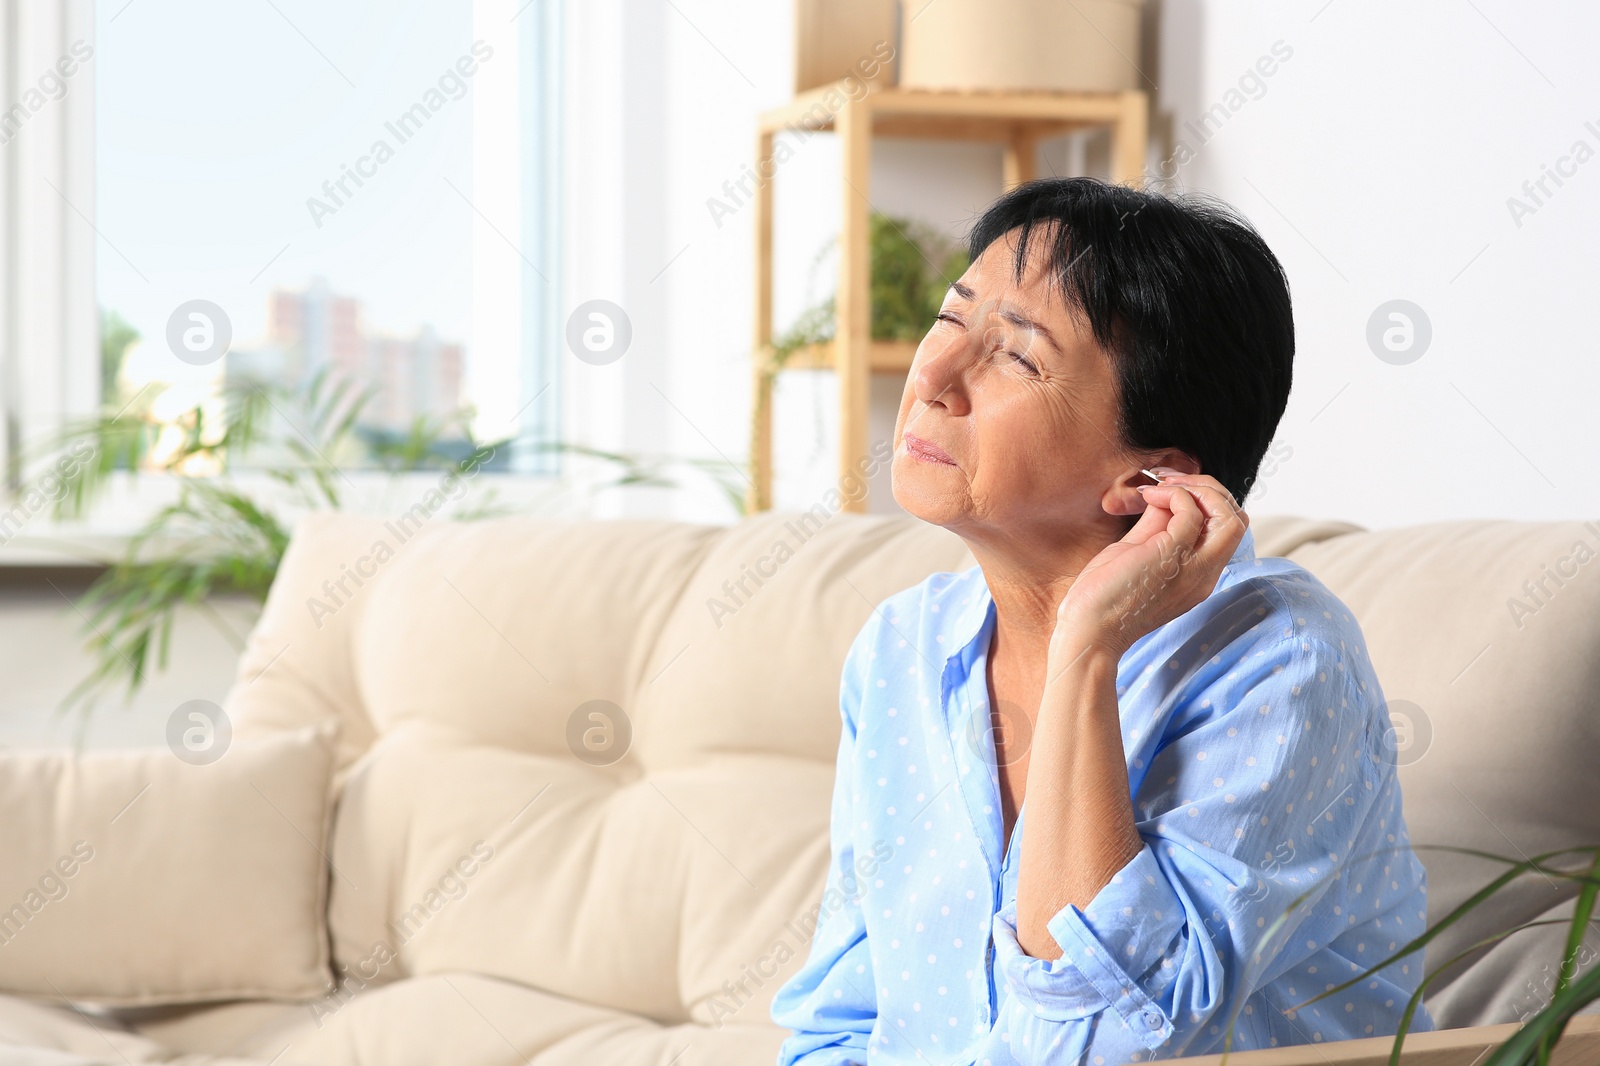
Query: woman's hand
[{"left": 1051, "top": 471, "right": 1249, "bottom": 669}]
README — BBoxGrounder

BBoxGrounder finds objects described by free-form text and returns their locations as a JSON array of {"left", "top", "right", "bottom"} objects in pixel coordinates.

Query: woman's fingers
[
  {"left": 1136, "top": 478, "right": 1205, "bottom": 552},
  {"left": 1145, "top": 475, "right": 1247, "bottom": 531},
  {"left": 1136, "top": 476, "right": 1248, "bottom": 570}
]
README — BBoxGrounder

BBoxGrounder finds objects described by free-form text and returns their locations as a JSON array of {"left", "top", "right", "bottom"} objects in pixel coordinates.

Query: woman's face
[{"left": 891, "top": 226, "right": 1173, "bottom": 552}]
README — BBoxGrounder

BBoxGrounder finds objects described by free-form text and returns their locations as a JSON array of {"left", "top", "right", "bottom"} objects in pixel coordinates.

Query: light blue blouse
[{"left": 771, "top": 526, "right": 1434, "bottom": 1064}]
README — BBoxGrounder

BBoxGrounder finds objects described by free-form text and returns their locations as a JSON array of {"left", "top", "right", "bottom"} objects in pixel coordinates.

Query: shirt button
[{"left": 1142, "top": 1010, "right": 1163, "bottom": 1030}]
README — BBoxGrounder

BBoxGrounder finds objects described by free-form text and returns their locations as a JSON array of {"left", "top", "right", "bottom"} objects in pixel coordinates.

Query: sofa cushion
[
  {"left": 326, "top": 722, "right": 839, "bottom": 1023},
  {"left": 121, "top": 973, "right": 787, "bottom": 1066},
  {"left": 0, "top": 991, "right": 276, "bottom": 1064},
  {"left": 0, "top": 723, "right": 338, "bottom": 1006}
]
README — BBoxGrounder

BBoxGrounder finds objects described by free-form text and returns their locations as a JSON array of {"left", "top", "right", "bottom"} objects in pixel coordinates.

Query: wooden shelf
[
  {"left": 747, "top": 78, "right": 1148, "bottom": 514},
  {"left": 763, "top": 339, "right": 919, "bottom": 374},
  {"left": 762, "top": 82, "right": 1139, "bottom": 137}
]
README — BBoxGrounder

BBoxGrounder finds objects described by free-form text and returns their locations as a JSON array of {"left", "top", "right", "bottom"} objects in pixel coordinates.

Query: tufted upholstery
[
  {"left": 225, "top": 507, "right": 985, "bottom": 1046},
  {"left": 2, "top": 508, "right": 1597, "bottom": 1065}
]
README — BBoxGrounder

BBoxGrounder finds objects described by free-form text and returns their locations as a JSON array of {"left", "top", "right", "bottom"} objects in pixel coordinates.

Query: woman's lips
[{"left": 903, "top": 433, "right": 956, "bottom": 466}]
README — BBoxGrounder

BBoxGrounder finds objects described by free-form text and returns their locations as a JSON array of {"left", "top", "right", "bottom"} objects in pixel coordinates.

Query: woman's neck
[{"left": 972, "top": 534, "right": 1115, "bottom": 851}]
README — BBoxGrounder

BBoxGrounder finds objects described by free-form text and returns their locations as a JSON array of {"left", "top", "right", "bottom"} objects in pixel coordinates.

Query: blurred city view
[
  {"left": 101, "top": 279, "right": 486, "bottom": 476},
  {"left": 227, "top": 279, "right": 471, "bottom": 454}
]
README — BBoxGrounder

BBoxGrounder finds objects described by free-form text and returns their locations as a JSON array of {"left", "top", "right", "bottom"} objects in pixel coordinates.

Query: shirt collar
[{"left": 944, "top": 524, "right": 1258, "bottom": 664}]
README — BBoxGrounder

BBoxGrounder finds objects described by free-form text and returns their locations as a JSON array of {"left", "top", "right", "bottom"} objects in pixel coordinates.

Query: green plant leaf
[
  {"left": 1537, "top": 849, "right": 1600, "bottom": 1065},
  {"left": 1269, "top": 843, "right": 1600, "bottom": 1066},
  {"left": 1287, "top": 844, "right": 1600, "bottom": 1015},
  {"left": 1483, "top": 958, "right": 1600, "bottom": 1066},
  {"left": 1383, "top": 918, "right": 1600, "bottom": 1066},
  {"left": 768, "top": 211, "right": 970, "bottom": 366}
]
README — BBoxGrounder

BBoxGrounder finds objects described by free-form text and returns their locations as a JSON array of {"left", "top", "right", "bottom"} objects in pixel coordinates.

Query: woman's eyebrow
[
  {"left": 995, "top": 308, "right": 1063, "bottom": 359},
  {"left": 947, "top": 282, "right": 1064, "bottom": 360}
]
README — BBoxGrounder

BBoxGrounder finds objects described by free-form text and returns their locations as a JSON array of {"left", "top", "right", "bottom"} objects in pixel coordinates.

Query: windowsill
[
  {"left": 0, "top": 463, "right": 742, "bottom": 569},
  {"left": 0, "top": 468, "right": 592, "bottom": 569},
  {"left": 0, "top": 532, "right": 131, "bottom": 568}
]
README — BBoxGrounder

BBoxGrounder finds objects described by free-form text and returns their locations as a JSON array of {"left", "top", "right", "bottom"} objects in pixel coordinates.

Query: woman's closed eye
[
  {"left": 1004, "top": 348, "right": 1039, "bottom": 374},
  {"left": 935, "top": 311, "right": 1040, "bottom": 375}
]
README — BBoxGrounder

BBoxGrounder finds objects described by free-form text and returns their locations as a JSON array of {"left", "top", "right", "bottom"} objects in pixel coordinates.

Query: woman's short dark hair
[{"left": 965, "top": 176, "right": 1294, "bottom": 506}]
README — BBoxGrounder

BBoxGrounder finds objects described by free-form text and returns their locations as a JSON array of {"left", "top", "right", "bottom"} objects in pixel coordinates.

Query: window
[{"left": 86, "top": 0, "right": 561, "bottom": 478}]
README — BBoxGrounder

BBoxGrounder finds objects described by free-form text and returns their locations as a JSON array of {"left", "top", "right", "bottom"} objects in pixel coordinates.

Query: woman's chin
[{"left": 891, "top": 466, "right": 964, "bottom": 525}]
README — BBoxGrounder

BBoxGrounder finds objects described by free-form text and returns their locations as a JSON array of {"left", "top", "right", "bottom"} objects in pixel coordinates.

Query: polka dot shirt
[{"left": 771, "top": 526, "right": 1435, "bottom": 1064}]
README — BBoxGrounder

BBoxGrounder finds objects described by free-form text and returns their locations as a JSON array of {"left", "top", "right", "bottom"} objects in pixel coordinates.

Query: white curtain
[{"left": 0, "top": 0, "right": 98, "bottom": 493}]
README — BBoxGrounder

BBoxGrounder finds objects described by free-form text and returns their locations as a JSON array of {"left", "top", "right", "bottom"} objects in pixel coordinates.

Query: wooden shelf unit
[{"left": 747, "top": 80, "right": 1149, "bottom": 513}]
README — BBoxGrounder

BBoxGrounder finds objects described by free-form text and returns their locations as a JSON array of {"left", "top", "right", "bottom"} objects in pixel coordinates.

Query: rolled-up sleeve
[
  {"left": 975, "top": 635, "right": 1387, "bottom": 1064},
  {"left": 991, "top": 842, "right": 1187, "bottom": 1059},
  {"left": 997, "top": 843, "right": 1185, "bottom": 1032}
]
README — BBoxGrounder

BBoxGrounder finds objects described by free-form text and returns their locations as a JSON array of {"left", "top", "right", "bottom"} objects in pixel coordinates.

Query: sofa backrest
[{"left": 221, "top": 510, "right": 1600, "bottom": 1031}]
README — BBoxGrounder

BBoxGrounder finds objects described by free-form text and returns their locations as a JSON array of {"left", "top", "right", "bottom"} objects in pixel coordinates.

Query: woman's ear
[
  {"left": 1147, "top": 451, "right": 1201, "bottom": 476},
  {"left": 1103, "top": 450, "right": 1201, "bottom": 518},
  {"left": 1102, "top": 468, "right": 1152, "bottom": 518}
]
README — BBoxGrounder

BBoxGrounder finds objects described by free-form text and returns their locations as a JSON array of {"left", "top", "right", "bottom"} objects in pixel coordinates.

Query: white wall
[
  {"left": 1158, "top": 0, "right": 1599, "bottom": 529},
  {"left": 0, "top": 574, "right": 249, "bottom": 750},
  {"left": 577, "top": 0, "right": 1599, "bottom": 530}
]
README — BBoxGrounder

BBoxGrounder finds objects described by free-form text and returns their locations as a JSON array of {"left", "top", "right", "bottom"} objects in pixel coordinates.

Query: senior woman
[{"left": 770, "top": 177, "right": 1432, "bottom": 1065}]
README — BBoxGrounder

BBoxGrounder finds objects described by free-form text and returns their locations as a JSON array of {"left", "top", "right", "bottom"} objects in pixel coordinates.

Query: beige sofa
[{"left": 1, "top": 509, "right": 1598, "bottom": 1065}]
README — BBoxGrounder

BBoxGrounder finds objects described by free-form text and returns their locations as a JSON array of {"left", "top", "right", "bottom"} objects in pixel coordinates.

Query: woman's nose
[{"left": 912, "top": 321, "right": 979, "bottom": 415}]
